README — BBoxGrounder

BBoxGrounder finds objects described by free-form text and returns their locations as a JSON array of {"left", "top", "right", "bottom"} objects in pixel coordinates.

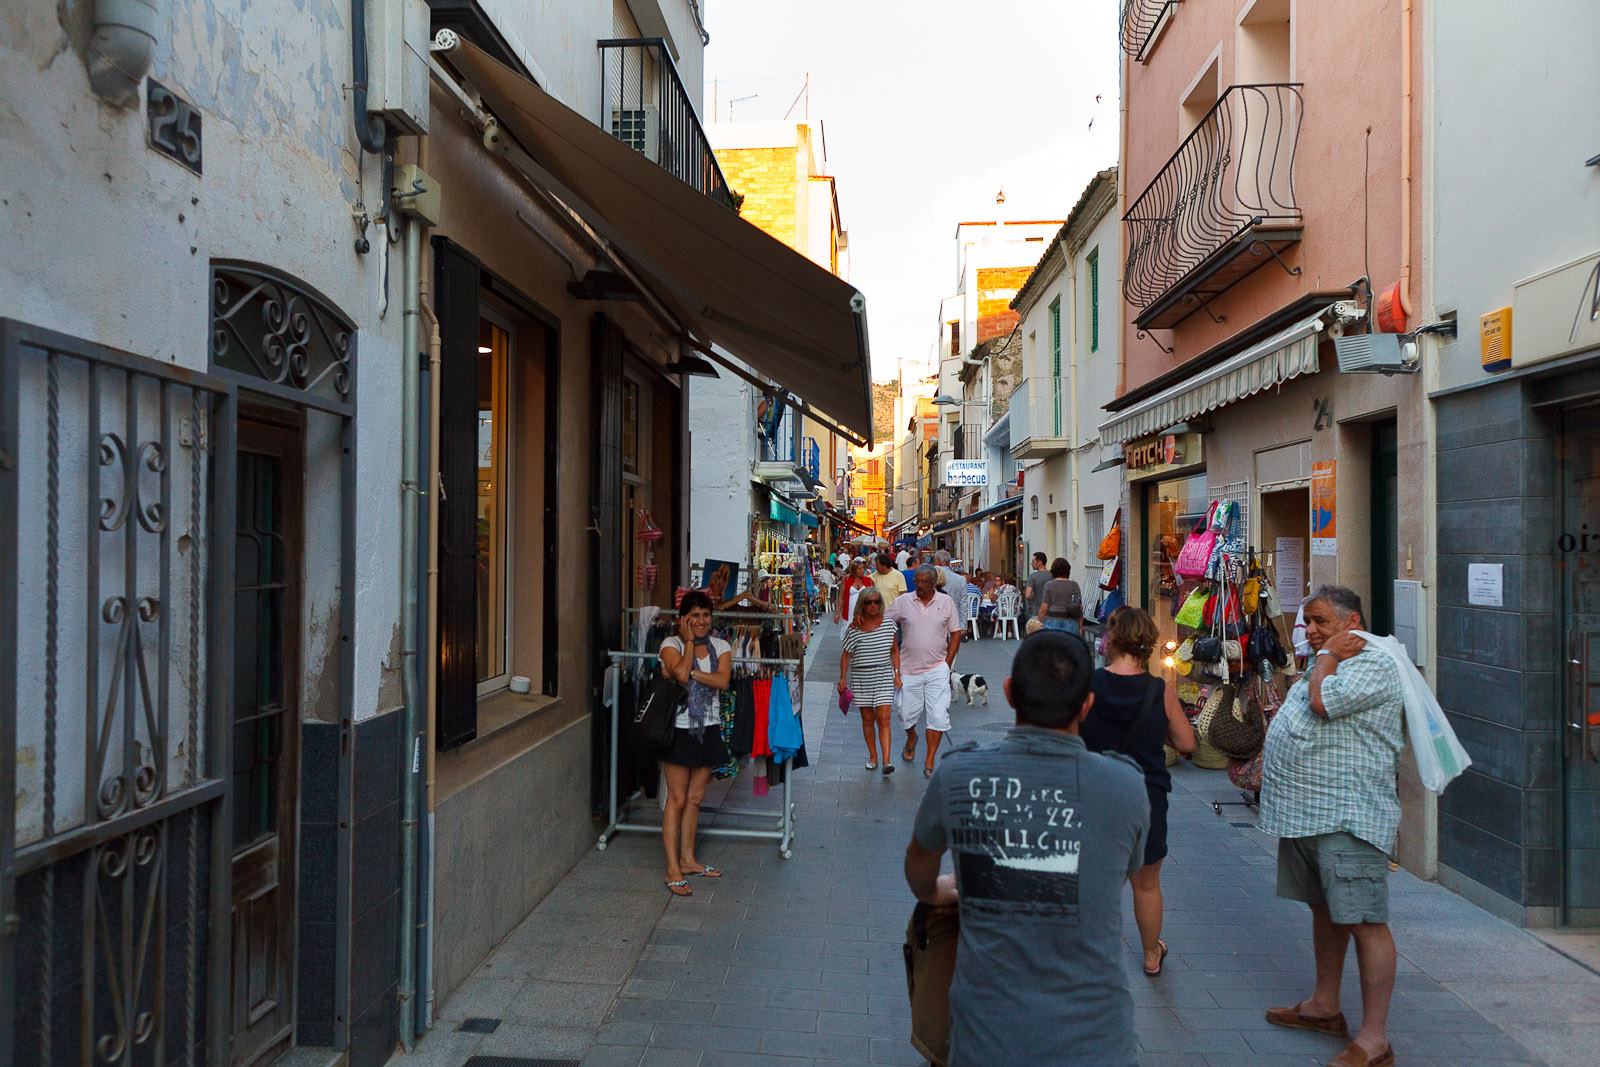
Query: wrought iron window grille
[
  {"left": 1123, "top": 83, "right": 1304, "bottom": 316},
  {"left": 210, "top": 264, "right": 357, "bottom": 407}
]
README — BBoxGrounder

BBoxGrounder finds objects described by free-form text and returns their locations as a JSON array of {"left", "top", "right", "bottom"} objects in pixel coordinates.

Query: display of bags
[
  {"left": 633, "top": 673, "right": 686, "bottom": 752},
  {"left": 1098, "top": 508, "right": 1123, "bottom": 560},
  {"left": 904, "top": 902, "right": 958, "bottom": 1067},
  {"left": 1173, "top": 503, "right": 1219, "bottom": 578},
  {"left": 1098, "top": 555, "right": 1122, "bottom": 591},
  {"left": 1205, "top": 683, "right": 1267, "bottom": 759},
  {"left": 1191, "top": 691, "right": 1231, "bottom": 769}
]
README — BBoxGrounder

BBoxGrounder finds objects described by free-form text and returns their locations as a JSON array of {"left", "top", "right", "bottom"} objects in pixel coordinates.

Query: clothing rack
[{"left": 598, "top": 650, "right": 800, "bottom": 860}]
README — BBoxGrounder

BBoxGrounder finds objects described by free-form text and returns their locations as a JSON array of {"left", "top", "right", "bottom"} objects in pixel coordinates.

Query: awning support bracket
[
  {"left": 1182, "top": 291, "right": 1226, "bottom": 325},
  {"left": 1136, "top": 329, "right": 1175, "bottom": 356},
  {"left": 1249, "top": 239, "right": 1304, "bottom": 279}
]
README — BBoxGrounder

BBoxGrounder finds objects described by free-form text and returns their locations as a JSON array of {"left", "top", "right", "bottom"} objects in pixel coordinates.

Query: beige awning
[
  {"left": 1098, "top": 306, "right": 1337, "bottom": 446},
  {"left": 442, "top": 38, "right": 874, "bottom": 440}
]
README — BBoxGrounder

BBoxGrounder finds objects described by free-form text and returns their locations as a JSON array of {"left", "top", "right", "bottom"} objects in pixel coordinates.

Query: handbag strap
[{"left": 1118, "top": 676, "right": 1163, "bottom": 755}]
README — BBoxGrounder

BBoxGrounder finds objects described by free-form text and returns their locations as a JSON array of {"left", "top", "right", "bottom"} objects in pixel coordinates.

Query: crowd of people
[{"left": 656, "top": 557, "right": 1405, "bottom": 1067}]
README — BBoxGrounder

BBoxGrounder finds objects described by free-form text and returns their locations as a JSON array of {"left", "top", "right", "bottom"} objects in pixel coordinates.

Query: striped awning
[{"left": 1099, "top": 306, "right": 1337, "bottom": 445}]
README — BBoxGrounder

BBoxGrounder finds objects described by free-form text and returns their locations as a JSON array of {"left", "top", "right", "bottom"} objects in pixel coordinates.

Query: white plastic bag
[{"left": 1353, "top": 631, "right": 1472, "bottom": 793}]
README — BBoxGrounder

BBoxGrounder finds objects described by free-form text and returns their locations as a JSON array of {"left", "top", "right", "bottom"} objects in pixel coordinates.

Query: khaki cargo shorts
[{"left": 1276, "top": 831, "right": 1389, "bottom": 925}]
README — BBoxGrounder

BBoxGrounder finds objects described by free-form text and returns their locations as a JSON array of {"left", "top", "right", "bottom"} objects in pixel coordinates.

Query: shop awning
[
  {"left": 442, "top": 38, "right": 874, "bottom": 440},
  {"left": 929, "top": 495, "right": 1023, "bottom": 535},
  {"left": 1097, "top": 305, "right": 1339, "bottom": 445}
]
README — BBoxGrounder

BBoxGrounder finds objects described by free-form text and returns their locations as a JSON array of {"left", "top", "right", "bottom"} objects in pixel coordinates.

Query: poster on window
[
  {"left": 700, "top": 560, "right": 740, "bottom": 608},
  {"left": 1311, "top": 460, "right": 1337, "bottom": 556}
]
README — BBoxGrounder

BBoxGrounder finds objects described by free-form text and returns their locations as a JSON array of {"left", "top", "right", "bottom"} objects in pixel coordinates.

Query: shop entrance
[
  {"left": 1259, "top": 487, "right": 1311, "bottom": 617},
  {"left": 1140, "top": 473, "right": 1207, "bottom": 695},
  {"left": 1559, "top": 405, "right": 1600, "bottom": 925}
]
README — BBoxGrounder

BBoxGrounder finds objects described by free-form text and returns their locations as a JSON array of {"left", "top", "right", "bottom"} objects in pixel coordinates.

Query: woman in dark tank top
[{"left": 1084, "top": 607, "right": 1196, "bottom": 977}]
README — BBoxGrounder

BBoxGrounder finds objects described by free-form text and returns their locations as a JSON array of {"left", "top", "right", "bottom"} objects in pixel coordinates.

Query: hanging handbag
[
  {"left": 1240, "top": 577, "right": 1260, "bottom": 615},
  {"left": 1191, "top": 635, "right": 1223, "bottom": 663},
  {"left": 633, "top": 672, "right": 686, "bottom": 752},
  {"left": 1096, "top": 587, "right": 1125, "bottom": 623},
  {"left": 1098, "top": 555, "right": 1122, "bottom": 591},
  {"left": 1174, "top": 587, "right": 1209, "bottom": 629},
  {"left": 904, "top": 902, "right": 958, "bottom": 1067},
  {"left": 1206, "top": 683, "right": 1267, "bottom": 759},
  {"left": 1098, "top": 508, "right": 1123, "bottom": 560},
  {"left": 1191, "top": 688, "right": 1231, "bottom": 769},
  {"left": 1173, "top": 503, "right": 1219, "bottom": 578}
]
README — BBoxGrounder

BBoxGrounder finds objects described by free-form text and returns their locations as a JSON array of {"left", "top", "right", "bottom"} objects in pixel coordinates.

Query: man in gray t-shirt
[
  {"left": 1025, "top": 551, "right": 1052, "bottom": 609},
  {"left": 906, "top": 632, "right": 1149, "bottom": 1066}
]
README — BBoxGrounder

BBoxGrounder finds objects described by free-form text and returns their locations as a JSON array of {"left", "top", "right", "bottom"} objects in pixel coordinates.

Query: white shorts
[{"left": 899, "top": 664, "right": 952, "bottom": 733}]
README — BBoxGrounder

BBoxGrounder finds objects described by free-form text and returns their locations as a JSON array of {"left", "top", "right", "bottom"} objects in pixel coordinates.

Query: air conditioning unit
[
  {"left": 611, "top": 107, "right": 659, "bottom": 162},
  {"left": 1334, "top": 333, "right": 1419, "bottom": 375}
]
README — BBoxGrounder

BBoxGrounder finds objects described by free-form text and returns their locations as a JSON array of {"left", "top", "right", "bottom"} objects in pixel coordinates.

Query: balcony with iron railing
[
  {"left": 599, "top": 38, "right": 734, "bottom": 208},
  {"left": 1124, "top": 83, "right": 1304, "bottom": 331},
  {"left": 1120, "top": 0, "right": 1179, "bottom": 62},
  {"left": 1008, "top": 376, "right": 1071, "bottom": 459},
  {"left": 800, "top": 436, "right": 820, "bottom": 481}
]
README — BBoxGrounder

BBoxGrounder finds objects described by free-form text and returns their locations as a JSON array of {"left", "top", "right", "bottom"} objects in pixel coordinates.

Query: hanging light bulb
[
  {"left": 1162, "top": 656, "right": 1175, "bottom": 669},
  {"left": 1164, "top": 640, "right": 1178, "bottom": 651}
]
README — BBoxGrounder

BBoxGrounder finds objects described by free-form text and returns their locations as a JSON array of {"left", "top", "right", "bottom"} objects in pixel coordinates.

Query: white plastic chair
[
  {"left": 994, "top": 589, "right": 1023, "bottom": 640},
  {"left": 963, "top": 591, "right": 982, "bottom": 640}
]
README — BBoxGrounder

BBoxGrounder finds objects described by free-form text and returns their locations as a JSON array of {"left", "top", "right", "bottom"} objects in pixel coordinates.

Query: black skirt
[{"left": 660, "top": 725, "right": 730, "bottom": 769}]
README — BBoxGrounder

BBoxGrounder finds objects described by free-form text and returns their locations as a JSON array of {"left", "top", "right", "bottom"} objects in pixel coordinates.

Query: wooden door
[{"left": 230, "top": 417, "right": 302, "bottom": 1065}]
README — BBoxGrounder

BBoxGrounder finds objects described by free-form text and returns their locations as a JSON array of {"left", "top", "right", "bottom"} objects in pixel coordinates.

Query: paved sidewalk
[{"left": 389, "top": 629, "right": 1597, "bottom": 1067}]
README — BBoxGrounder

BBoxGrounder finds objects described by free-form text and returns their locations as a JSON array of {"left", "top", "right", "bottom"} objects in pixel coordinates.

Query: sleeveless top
[{"left": 1083, "top": 669, "right": 1171, "bottom": 792}]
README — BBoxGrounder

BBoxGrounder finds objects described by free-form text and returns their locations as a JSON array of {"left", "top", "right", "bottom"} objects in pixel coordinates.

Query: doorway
[
  {"left": 1559, "top": 405, "right": 1600, "bottom": 925},
  {"left": 231, "top": 416, "right": 303, "bottom": 1065},
  {"left": 1259, "top": 486, "right": 1310, "bottom": 629},
  {"left": 1369, "top": 420, "right": 1399, "bottom": 635}
]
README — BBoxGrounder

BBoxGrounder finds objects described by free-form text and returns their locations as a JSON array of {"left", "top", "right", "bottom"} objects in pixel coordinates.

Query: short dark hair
[
  {"left": 1033, "top": 551, "right": 1048, "bottom": 566},
  {"left": 876, "top": 552, "right": 894, "bottom": 569},
  {"left": 1009, "top": 631, "right": 1093, "bottom": 727},
  {"left": 1050, "top": 557, "right": 1071, "bottom": 579},
  {"left": 680, "top": 590, "right": 715, "bottom": 616}
]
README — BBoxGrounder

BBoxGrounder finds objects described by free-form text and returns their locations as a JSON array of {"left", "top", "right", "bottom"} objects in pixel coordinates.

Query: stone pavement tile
[
  {"left": 1497, "top": 1026, "right": 1598, "bottom": 1067},
  {"left": 1239, "top": 1025, "right": 1347, "bottom": 1057},
  {"left": 648, "top": 1021, "right": 767, "bottom": 1051},
  {"left": 503, "top": 978, "right": 618, "bottom": 1027},
  {"left": 473, "top": 1021, "right": 594, "bottom": 1059},
  {"left": 607, "top": 998, "right": 717, "bottom": 1025},
  {"left": 483, "top": 944, "right": 641, "bottom": 985},
  {"left": 779, "top": 987, "right": 873, "bottom": 1014},
  {"left": 708, "top": 1002, "right": 818, "bottom": 1031},
  {"left": 620, "top": 977, "right": 675, "bottom": 1000},
  {"left": 1443, "top": 977, "right": 1600, "bottom": 1027},
  {"left": 580, "top": 1045, "right": 647, "bottom": 1067},
  {"left": 1170, "top": 1006, "right": 1281, "bottom": 1033},
  {"left": 1201, "top": 1054, "right": 1323, "bottom": 1067},
  {"left": 639, "top": 943, "right": 690, "bottom": 963},
  {"left": 628, "top": 960, "right": 730, "bottom": 985},
  {"left": 595, "top": 1021, "right": 656, "bottom": 1045},
  {"left": 862, "top": 992, "right": 910, "bottom": 1018},
  {"left": 1137, "top": 1054, "right": 1212, "bottom": 1067},
  {"left": 1140, "top": 1027, "right": 1256, "bottom": 1055},
  {"left": 759, "top": 1029, "right": 873, "bottom": 1060},
  {"left": 814, "top": 1010, "right": 897, "bottom": 1037},
  {"left": 636, "top": 1049, "right": 702, "bottom": 1067},
  {"left": 668, "top": 980, "right": 773, "bottom": 1005},
  {"left": 382, "top": 1027, "right": 484, "bottom": 1066},
  {"left": 725, "top": 964, "right": 827, "bottom": 989},
  {"left": 697, "top": 1051, "right": 812, "bottom": 1067},
  {"left": 434, "top": 976, "right": 524, "bottom": 1021}
]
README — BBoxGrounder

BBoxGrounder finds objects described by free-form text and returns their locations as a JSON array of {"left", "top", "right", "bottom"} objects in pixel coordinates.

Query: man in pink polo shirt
[{"left": 887, "top": 564, "right": 964, "bottom": 777}]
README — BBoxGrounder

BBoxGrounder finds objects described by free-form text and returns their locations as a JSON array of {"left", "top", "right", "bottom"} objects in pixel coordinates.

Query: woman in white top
[{"left": 657, "top": 590, "right": 731, "bottom": 896}]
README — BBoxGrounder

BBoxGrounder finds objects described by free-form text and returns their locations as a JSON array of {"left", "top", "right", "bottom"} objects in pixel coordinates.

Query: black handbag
[
  {"left": 633, "top": 673, "right": 686, "bottom": 752},
  {"left": 1191, "top": 635, "right": 1224, "bottom": 663}
]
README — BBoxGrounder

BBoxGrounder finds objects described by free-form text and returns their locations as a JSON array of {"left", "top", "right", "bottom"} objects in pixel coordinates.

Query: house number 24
[
  {"left": 1312, "top": 397, "right": 1334, "bottom": 431},
  {"left": 147, "top": 81, "right": 202, "bottom": 175}
]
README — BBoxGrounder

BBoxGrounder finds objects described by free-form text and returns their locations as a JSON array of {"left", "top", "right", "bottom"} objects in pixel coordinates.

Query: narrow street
[{"left": 389, "top": 630, "right": 1596, "bottom": 1067}]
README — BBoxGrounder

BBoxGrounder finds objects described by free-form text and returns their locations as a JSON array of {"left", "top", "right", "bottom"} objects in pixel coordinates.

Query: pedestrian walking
[
  {"left": 1083, "top": 607, "right": 1196, "bottom": 977},
  {"left": 904, "top": 631, "right": 1149, "bottom": 1066},
  {"left": 895, "top": 544, "right": 912, "bottom": 570},
  {"left": 838, "top": 588, "right": 900, "bottom": 774},
  {"left": 886, "top": 564, "right": 963, "bottom": 777},
  {"left": 1259, "top": 585, "right": 1404, "bottom": 1067},
  {"left": 1035, "top": 557, "right": 1084, "bottom": 634},
  {"left": 871, "top": 551, "right": 908, "bottom": 606},
  {"left": 836, "top": 557, "right": 872, "bottom": 639},
  {"left": 1024, "top": 551, "right": 1051, "bottom": 609},
  {"left": 655, "top": 590, "right": 731, "bottom": 896}
]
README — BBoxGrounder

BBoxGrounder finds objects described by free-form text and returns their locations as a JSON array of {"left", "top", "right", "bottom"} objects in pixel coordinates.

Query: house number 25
[{"left": 147, "top": 81, "right": 203, "bottom": 175}]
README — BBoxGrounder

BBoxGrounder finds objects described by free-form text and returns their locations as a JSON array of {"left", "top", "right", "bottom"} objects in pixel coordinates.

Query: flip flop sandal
[
  {"left": 1144, "top": 940, "right": 1169, "bottom": 976},
  {"left": 686, "top": 865, "right": 722, "bottom": 878},
  {"left": 923, "top": 767, "right": 934, "bottom": 779},
  {"left": 665, "top": 880, "right": 691, "bottom": 896},
  {"left": 901, "top": 747, "right": 916, "bottom": 763}
]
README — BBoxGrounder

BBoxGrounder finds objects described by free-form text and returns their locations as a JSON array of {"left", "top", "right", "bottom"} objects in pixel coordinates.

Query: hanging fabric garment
[
  {"left": 752, "top": 678, "right": 772, "bottom": 758},
  {"left": 730, "top": 676, "right": 757, "bottom": 756},
  {"left": 768, "top": 673, "right": 803, "bottom": 763},
  {"left": 712, "top": 690, "right": 740, "bottom": 780}
]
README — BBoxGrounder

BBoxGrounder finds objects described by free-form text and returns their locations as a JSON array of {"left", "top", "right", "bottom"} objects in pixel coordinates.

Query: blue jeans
[{"left": 1041, "top": 617, "right": 1080, "bottom": 635}]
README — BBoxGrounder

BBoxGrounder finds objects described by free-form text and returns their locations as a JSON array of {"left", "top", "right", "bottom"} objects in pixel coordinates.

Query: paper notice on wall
[
  {"left": 1467, "top": 563, "right": 1504, "bottom": 607},
  {"left": 1311, "top": 460, "right": 1338, "bottom": 556},
  {"left": 1275, "top": 536, "right": 1306, "bottom": 607}
]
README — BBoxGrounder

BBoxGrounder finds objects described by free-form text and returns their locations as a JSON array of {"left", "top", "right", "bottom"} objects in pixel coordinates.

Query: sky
[{"left": 703, "top": 0, "right": 1124, "bottom": 383}]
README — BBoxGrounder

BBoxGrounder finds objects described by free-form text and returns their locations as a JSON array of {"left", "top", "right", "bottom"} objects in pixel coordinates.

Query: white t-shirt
[
  {"left": 895, "top": 549, "right": 911, "bottom": 569},
  {"left": 659, "top": 635, "right": 731, "bottom": 728}
]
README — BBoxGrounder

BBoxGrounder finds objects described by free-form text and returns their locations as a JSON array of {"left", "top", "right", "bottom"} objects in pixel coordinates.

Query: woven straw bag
[{"left": 1191, "top": 691, "right": 1231, "bottom": 769}]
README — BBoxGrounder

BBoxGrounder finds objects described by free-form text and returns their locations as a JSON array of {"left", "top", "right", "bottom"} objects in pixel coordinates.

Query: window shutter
[
  {"left": 589, "top": 314, "right": 626, "bottom": 814},
  {"left": 433, "top": 238, "right": 482, "bottom": 750},
  {"left": 1089, "top": 251, "right": 1101, "bottom": 352}
]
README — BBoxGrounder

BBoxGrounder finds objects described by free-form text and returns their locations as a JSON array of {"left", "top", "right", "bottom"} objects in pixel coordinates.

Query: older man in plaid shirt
[{"left": 1259, "top": 584, "right": 1405, "bottom": 1067}]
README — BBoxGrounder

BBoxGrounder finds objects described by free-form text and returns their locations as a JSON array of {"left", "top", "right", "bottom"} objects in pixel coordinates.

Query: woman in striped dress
[{"left": 838, "top": 589, "right": 900, "bottom": 774}]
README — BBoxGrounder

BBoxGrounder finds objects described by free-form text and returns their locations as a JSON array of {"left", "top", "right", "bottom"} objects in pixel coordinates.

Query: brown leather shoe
[
  {"left": 1264, "top": 1004, "right": 1349, "bottom": 1037},
  {"left": 1327, "top": 1041, "right": 1394, "bottom": 1067}
]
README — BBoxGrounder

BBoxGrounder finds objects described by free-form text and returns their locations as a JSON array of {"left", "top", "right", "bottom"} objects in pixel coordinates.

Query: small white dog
[{"left": 950, "top": 671, "right": 989, "bottom": 706}]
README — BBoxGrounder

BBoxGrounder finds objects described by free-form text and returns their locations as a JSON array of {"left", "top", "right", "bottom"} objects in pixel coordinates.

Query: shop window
[
  {"left": 1144, "top": 474, "right": 1208, "bottom": 694},
  {"left": 434, "top": 238, "right": 560, "bottom": 750}
]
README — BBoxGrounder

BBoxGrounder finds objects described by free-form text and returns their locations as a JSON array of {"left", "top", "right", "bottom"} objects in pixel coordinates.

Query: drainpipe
[
  {"left": 349, "top": 0, "right": 388, "bottom": 154},
  {"left": 1398, "top": 0, "right": 1414, "bottom": 319},
  {"left": 396, "top": 214, "right": 425, "bottom": 1051},
  {"left": 418, "top": 263, "right": 442, "bottom": 1033},
  {"left": 1067, "top": 249, "right": 1082, "bottom": 566},
  {"left": 1117, "top": 45, "right": 1131, "bottom": 396}
]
